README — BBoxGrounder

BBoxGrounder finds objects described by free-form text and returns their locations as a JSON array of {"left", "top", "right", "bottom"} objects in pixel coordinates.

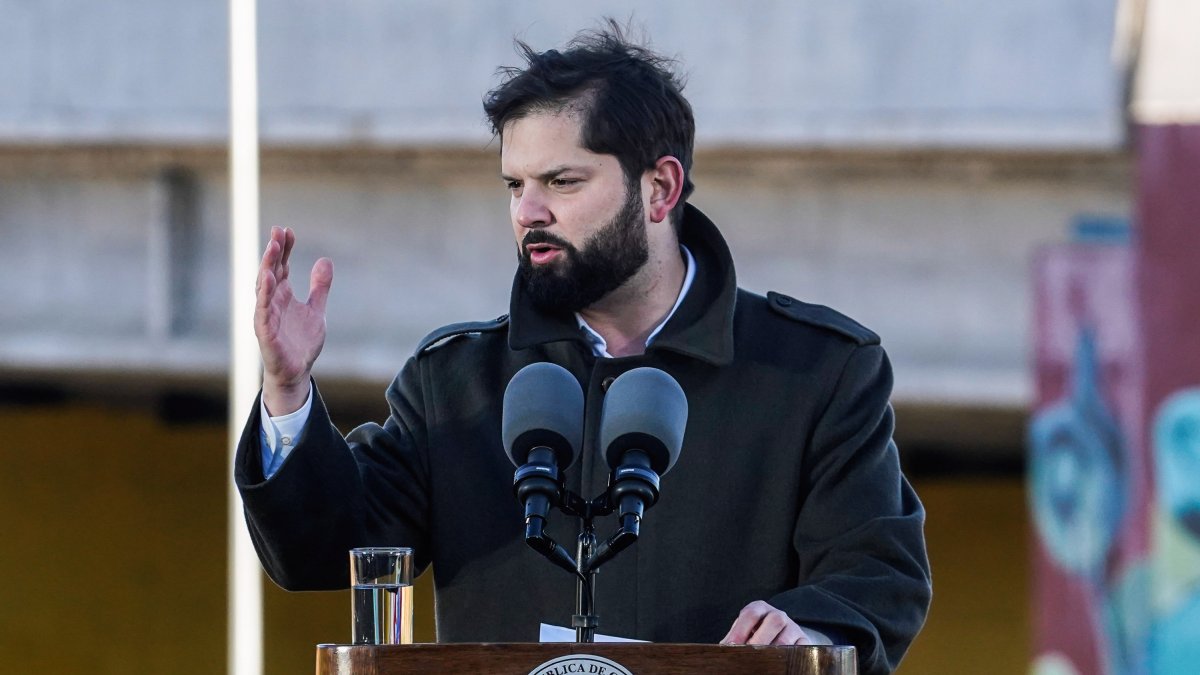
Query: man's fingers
[
  {"left": 771, "top": 623, "right": 811, "bottom": 646},
  {"left": 745, "top": 609, "right": 788, "bottom": 645},
  {"left": 256, "top": 268, "right": 276, "bottom": 309},
  {"left": 720, "top": 601, "right": 773, "bottom": 644},
  {"left": 307, "top": 257, "right": 334, "bottom": 314},
  {"left": 258, "top": 238, "right": 280, "bottom": 279},
  {"left": 721, "top": 601, "right": 810, "bottom": 646},
  {"left": 280, "top": 227, "right": 296, "bottom": 280}
]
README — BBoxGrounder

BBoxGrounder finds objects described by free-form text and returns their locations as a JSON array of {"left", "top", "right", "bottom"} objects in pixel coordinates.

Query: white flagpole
[{"left": 228, "top": 0, "right": 264, "bottom": 673}]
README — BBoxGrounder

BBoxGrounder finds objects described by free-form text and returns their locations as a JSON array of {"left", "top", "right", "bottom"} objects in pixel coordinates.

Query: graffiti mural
[
  {"left": 1030, "top": 245, "right": 1150, "bottom": 675},
  {"left": 1149, "top": 388, "right": 1200, "bottom": 673},
  {"left": 1030, "top": 328, "right": 1126, "bottom": 583}
]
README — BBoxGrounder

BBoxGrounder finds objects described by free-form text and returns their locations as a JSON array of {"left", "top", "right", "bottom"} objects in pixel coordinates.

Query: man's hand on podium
[{"left": 720, "top": 601, "right": 833, "bottom": 646}]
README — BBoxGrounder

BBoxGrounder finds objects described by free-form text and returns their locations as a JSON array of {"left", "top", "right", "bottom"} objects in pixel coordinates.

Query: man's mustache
[{"left": 521, "top": 230, "right": 574, "bottom": 251}]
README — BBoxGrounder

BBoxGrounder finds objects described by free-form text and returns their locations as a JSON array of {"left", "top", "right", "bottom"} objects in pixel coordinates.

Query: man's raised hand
[{"left": 254, "top": 226, "right": 333, "bottom": 416}]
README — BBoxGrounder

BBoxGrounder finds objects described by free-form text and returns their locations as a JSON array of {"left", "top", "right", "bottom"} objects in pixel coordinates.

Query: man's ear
[{"left": 646, "top": 156, "right": 685, "bottom": 224}]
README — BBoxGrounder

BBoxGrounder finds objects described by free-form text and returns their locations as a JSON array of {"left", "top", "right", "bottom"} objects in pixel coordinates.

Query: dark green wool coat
[{"left": 236, "top": 204, "right": 931, "bottom": 674}]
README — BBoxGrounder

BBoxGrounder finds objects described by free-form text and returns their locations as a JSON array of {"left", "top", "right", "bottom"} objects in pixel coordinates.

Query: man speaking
[{"left": 235, "top": 24, "right": 931, "bottom": 675}]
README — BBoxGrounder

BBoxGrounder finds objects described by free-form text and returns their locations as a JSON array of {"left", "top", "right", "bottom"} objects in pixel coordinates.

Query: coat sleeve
[
  {"left": 233, "top": 358, "right": 433, "bottom": 591},
  {"left": 767, "top": 344, "right": 932, "bottom": 675}
]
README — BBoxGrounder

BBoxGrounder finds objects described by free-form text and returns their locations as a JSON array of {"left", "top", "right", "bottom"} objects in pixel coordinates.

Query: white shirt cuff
[{"left": 259, "top": 382, "right": 314, "bottom": 477}]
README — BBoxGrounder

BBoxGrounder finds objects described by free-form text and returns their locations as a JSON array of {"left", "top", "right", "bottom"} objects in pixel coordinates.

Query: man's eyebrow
[{"left": 500, "top": 165, "right": 588, "bottom": 182}]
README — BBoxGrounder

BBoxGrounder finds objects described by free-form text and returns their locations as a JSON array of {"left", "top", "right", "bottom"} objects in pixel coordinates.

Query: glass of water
[{"left": 350, "top": 547, "right": 414, "bottom": 645}]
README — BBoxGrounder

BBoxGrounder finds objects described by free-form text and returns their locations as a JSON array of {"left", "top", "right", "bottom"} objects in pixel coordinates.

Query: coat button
[
  {"left": 776, "top": 295, "right": 793, "bottom": 307},
  {"left": 600, "top": 376, "right": 616, "bottom": 392}
]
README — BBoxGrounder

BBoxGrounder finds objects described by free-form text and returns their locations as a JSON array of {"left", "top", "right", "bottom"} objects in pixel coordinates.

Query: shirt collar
[{"left": 574, "top": 245, "right": 696, "bottom": 358}]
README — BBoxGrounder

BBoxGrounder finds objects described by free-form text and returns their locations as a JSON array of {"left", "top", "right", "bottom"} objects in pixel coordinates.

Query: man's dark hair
[{"left": 483, "top": 22, "right": 695, "bottom": 230}]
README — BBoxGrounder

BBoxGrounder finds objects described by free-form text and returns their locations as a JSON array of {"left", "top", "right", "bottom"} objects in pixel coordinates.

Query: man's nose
[{"left": 514, "top": 187, "right": 552, "bottom": 228}]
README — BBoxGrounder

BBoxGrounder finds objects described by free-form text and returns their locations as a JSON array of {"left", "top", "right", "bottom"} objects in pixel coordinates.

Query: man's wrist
[{"left": 263, "top": 375, "right": 311, "bottom": 416}]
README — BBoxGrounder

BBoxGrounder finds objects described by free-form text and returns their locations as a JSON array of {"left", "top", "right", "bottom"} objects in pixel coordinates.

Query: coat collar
[{"left": 507, "top": 203, "right": 737, "bottom": 366}]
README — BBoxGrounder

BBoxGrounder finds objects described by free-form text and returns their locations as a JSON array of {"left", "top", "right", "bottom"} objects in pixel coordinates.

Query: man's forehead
[{"left": 499, "top": 112, "right": 597, "bottom": 170}]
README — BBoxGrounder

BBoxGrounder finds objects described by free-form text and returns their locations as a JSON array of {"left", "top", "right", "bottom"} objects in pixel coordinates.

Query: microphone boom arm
[
  {"left": 524, "top": 515, "right": 582, "bottom": 579},
  {"left": 584, "top": 513, "right": 639, "bottom": 573}
]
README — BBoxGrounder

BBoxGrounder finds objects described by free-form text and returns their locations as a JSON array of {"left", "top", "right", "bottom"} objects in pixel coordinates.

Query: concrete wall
[
  {"left": 1, "top": 0, "right": 1123, "bottom": 148},
  {"left": 0, "top": 148, "right": 1130, "bottom": 410},
  {"left": 0, "top": 0, "right": 1133, "bottom": 446}
]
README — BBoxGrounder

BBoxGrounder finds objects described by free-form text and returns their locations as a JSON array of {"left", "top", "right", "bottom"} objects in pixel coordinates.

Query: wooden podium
[{"left": 315, "top": 643, "right": 857, "bottom": 674}]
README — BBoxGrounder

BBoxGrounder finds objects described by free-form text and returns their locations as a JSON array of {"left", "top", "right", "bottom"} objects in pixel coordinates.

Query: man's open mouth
[{"left": 526, "top": 243, "right": 563, "bottom": 264}]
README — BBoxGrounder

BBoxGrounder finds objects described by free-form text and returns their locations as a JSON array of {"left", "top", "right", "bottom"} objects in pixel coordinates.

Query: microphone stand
[
  {"left": 522, "top": 486, "right": 642, "bottom": 642},
  {"left": 574, "top": 515, "right": 599, "bottom": 643}
]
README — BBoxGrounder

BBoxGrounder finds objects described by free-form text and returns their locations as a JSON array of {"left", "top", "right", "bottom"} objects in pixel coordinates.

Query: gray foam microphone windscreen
[
  {"left": 501, "top": 362, "right": 584, "bottom": 469},
  {"left": 599, "top": 367, "right": 688, "bottom": 475}
]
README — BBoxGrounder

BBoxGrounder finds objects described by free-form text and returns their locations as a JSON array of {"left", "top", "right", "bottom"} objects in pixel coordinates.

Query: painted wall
[
  {"left": 1029, "top": 245, "right": 1149, "bottom": 674},
  {"left": 1135, "top": 124, "right": 1200, "bottom": 675},
  {"left": 0, "top": 400, "right": 435, "bottom": 674},
  {"left": 1025, "top": 127, "right": 1200, "bottom": 675}
]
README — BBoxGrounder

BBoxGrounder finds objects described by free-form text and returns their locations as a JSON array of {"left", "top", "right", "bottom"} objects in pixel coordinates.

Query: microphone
[
  {"left": 599, "top": 367, "right": 688, "bottom": 528},
  {"left": 501, "top": 362, "right": 583, "bottom": 560}
]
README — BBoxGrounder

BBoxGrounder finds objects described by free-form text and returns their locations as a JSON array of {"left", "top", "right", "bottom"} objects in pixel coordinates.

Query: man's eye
[
  {"left": 505, "top": 180, "right": 522, "bottom": 192},
  {"left": 552, "top": 178, "right": 579, "bottom": 187}
]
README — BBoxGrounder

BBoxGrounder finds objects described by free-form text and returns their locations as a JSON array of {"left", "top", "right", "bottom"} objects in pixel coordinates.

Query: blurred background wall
[{"left": 0, "top": 1, "right": 1136, "bottom": 673}]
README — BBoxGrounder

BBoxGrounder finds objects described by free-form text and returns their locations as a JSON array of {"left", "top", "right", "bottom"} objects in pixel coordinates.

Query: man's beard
[{"left": 517, "top": 183, "right": 649, "bottom": 314}]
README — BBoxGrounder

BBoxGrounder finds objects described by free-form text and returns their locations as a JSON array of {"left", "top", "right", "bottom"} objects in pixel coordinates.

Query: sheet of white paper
[{"left": 538, "top": 623, "right": 648, "bottom": 643}]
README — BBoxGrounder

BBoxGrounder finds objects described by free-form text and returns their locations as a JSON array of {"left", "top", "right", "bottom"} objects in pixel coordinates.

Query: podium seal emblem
[{"left": 528, "top": 654, "right": 634, "bottom": 675}]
